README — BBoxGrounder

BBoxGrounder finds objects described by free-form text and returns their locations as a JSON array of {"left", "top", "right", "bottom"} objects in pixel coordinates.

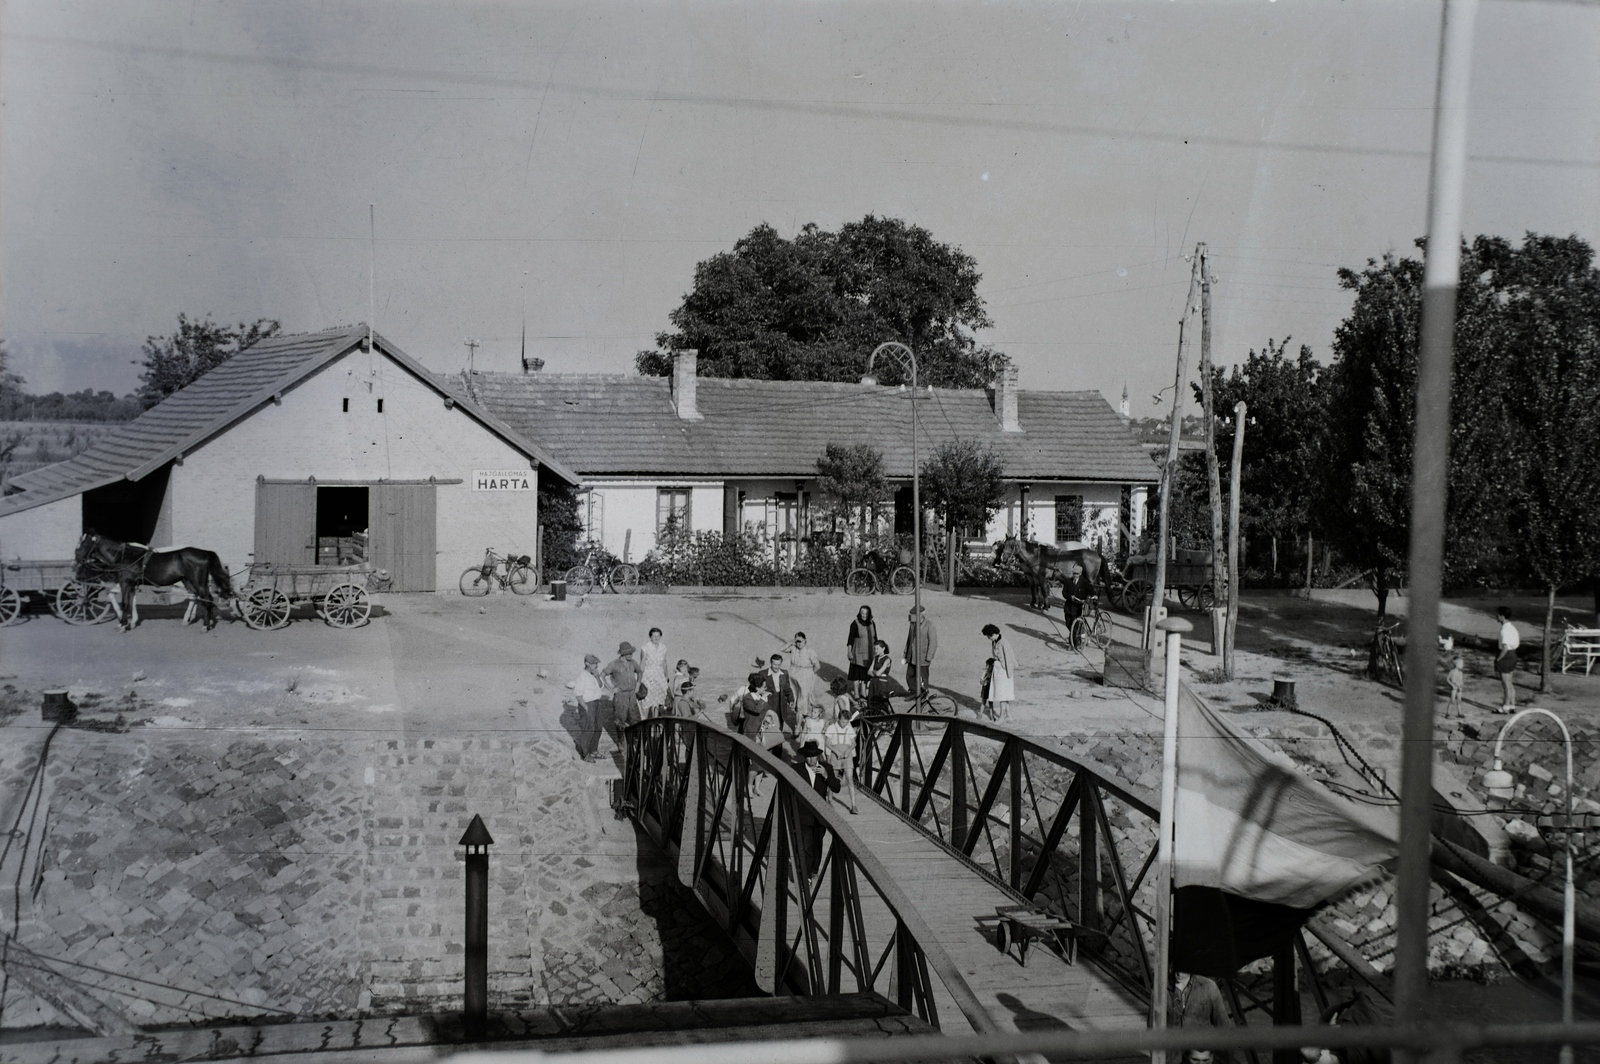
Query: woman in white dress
[
  {"left": 639, "top": 626, "right": 670, "bottom": 717},
  {"left": 784, "top": 631, "right": 821, "bottom": 711},
  {"left": 982, "top": 624, "right": 1015, "bottom": 721}
]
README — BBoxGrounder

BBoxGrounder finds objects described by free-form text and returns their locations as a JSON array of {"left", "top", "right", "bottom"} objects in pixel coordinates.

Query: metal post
[
  {"left": 951, "top": 724, "right": 968, "bottom": 853},
  {"left": 1394, "top": 0, "right": 1479, "bottom": 1039},
  {"left": 1272, "top": 943, "right": 1303, "bottom": 1064},
  {"left": 459, "top": 814, "right": 494, "bottom": 1041},
  {"left": 1079, "top": 780, "right": 1101, "bottom": 934},
  {"left": 864, "top": 342, "right": 922, "bottom": 694},
  {"left": 1151, "top": 616, "right": 1193, "bottom": 1064}
]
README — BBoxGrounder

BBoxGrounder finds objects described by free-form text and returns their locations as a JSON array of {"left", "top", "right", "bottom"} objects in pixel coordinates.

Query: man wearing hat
[
  {"left": 795, "top": 740, "right": 841, "bottom": 873},
  {"left": 570, "top": 653, "right": 608, "bottom": 762},
  {"left": 903, "top": 606, "right": 938, "bottom": 698},
  {"left": 602, "top": 642, "right": 645, "bottom": 727}
]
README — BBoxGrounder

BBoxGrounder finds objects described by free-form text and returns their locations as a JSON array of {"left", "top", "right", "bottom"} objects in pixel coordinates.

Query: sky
[{"left": 3, "top": 0, "right": 1597, "bottom": 417}]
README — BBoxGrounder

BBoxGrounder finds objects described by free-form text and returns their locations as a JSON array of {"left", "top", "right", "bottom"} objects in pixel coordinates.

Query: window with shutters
[{"left": 1054, "top": 495, "right": 1084, "bottom": 543}]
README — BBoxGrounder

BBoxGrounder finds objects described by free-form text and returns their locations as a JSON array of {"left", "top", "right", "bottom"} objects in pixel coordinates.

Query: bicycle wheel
[
  {"left": 507, "top": 564, "right": 537, "bottom": 595},
  {"left": 564, "top": 565, "right": 596, "bottom": 596},
  {"left": 889, "top": 566, "right": 917, "bottom": 596},
  {"left": 459, "top": 566, "right": 492, "bottom": 597},
  {"left": 1089, "top": 613, "right": 1112, "bottom": 649},
  {"left": 845, "top": 568, "right": 878, "bottom": 596},
  {"left": 1069, "top": 617, "right": 1091, "bottom": 651},
  {"left": 609, "top": 564, "right": 639, "bottom": 594}
]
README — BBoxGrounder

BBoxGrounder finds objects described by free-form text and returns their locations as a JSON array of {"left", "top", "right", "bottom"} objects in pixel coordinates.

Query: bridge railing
[
  {"left": 858, "top": 713, "right": 1162, "bottom": 1001},
  {"left": 620, "top": 717, "right": 998, "bottom": 1035}
]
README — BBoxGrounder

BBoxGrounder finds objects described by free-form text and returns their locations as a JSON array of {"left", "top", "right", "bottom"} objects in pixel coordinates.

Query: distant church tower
[{"left": 1119, "top": 383, "right": 1130, "bottom": 421}]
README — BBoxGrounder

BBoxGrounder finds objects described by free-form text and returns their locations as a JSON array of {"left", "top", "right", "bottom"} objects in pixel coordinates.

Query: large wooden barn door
[
  {"left": 370, "top": 483, "right": 437, "bottom": 592},
  {"left": 254, "top": 480, "right": 316, "bottom": 566}
]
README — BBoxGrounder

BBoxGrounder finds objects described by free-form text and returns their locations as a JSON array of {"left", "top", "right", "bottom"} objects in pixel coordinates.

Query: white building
[
  {"left": 458, "top": 352, "right": 1158, "bottom": 563},
  {"left": 0, "top": 326, "right": 577, "bottom": 591}
]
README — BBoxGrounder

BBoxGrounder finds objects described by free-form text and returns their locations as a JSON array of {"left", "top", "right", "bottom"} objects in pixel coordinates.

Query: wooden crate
[{"left": 1102, "top": 642, "right": 1150, "bottom": 692}]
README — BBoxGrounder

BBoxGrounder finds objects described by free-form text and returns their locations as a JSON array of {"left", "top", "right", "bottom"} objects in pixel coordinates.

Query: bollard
[
  {"left": 459, "top": 814, "right": 494, "bottom": 1040},
  {"left": 41, "top": 690, "right": 76, "bottom": 723}
]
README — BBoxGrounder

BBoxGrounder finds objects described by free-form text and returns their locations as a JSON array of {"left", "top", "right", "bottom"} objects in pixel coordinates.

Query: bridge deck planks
[{"left": 839, "top": 793, "right": 1147, "bottom": 1037}]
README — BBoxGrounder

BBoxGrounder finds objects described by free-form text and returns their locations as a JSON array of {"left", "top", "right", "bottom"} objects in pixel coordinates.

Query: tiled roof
[
  {"left": 1, "top": 327, "right": 576, "bottom": 518},
  {"left": 456, "top": 372, "right": 1159, "bottom": 483}
]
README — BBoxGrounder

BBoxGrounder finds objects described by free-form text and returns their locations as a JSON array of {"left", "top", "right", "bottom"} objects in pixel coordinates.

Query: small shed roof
[
  {"left": 1, "top": 326, "right": 577, "bottom": 518},
  {"left": 458, "top": 373, "right": 1159, "bottom": 484}
]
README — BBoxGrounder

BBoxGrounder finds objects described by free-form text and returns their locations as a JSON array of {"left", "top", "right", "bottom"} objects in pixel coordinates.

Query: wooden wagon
[
  {"left": 1113, "top": 550, "right": 1218, "bottom": 611},
  {"left": 0, "top": 559, "right": 117, "bottom": 626},
  {"left": 237, "top": 562, "right": 378, "bottom": 630}
]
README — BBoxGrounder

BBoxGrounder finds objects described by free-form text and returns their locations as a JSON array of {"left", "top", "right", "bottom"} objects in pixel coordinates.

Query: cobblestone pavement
[{"left": 0, "top": 717, "right": 751, "bottom": 1030}]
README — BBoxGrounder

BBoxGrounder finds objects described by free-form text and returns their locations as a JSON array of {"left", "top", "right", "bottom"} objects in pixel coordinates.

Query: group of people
[
  {"left": 568, "top": 626, "right": 707, "bottom": 762},
  {"left": 567, "top": 606, "right": 1023, "bottom": 770}
]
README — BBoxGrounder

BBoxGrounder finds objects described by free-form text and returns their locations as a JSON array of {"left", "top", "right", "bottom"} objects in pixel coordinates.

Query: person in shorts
[{"left": 1495, "top": 607, "right": 1519, "bottom": 714}]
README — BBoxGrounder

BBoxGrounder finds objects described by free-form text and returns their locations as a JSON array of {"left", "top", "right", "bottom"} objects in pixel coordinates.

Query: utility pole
[
  {"left": 1198, "top": 248, "right": 1226, "bottom": 654},
  {"left": 1149, "top": 246, "right": 1203, "bottom": 654},
  {"left": 465, "top": 338, "right": 481, "bottom": 374},
  {"left": 1225, "top": 402, "right": 1246, "bottom": 679}
]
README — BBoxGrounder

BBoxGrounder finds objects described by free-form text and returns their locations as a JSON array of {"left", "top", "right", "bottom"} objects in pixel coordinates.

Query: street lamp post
[
  {"left": 862, "top": 342, "right": 922, "bottom": 690},
  {"left": 1483, "top": 708, "right": 1576, "bottom": 1064}
]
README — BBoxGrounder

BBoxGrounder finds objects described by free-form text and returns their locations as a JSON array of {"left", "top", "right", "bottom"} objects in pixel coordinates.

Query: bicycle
[
  {"left": 1068, "top": 594, "right": 1112, "bottom": 651},
  {"left": 563, "top": 542, "right": 639, "bottom": 596},
  {"left": 459, "top": 548, "right": 536, "bottom": 597},
  {"left": 844, "top": 548, "right": 917, "bottom": 597},
  {"left": 1371, "top": 617, "right": 1406, "bottom": 686}
]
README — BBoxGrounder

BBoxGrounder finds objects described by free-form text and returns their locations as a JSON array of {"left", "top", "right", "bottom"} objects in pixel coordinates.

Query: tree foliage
[
  {"left": 635, "top": 216, "right": 1004, "bottom": 387},
  {"left": 137, "top": 314, "right": 281, "bottom": 409},
  {"left": 921, "top": 439, "right": 1006, "bottom": 536},
  {"left": 1204, "top": 339, "right": 1328, "bottom": 560},
  {"left": 814, "top": 443, "right": 889, "bottom": 535}
]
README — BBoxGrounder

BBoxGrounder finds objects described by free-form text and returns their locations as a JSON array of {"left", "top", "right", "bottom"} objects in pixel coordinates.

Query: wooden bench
[
  {"left": 1561, "top": 626, "right": 1600, "bottom": 676},
  {"left": 976, "top": 904, "right": 1104, "bottom": 967}
]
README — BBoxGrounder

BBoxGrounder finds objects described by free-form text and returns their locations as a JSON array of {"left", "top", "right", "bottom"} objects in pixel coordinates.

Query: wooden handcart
[
  {"left": 237, "top": 562, "right": 378, "bottom": 630},
  {"left": 0, "top": 559, "right": 117, "bottom": 627},
  {"left": 977, "top": 903, "right": 1103, "bottom": 967}
]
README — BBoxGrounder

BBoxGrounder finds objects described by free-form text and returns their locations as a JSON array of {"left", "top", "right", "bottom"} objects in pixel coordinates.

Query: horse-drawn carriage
[
  {"left": 0, "top": 559, "right": 117, "bottom": 626},
  {"left": 1113, "top": 549, "right": 1217, "bottom": 611},
  {"left": 236, "top": 561, "right": 377, "bottom": 629}
]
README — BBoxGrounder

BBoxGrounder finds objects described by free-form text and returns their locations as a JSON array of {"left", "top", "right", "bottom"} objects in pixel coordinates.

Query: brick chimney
[
  {"left": 671, "top": 349, "right": 702, "bottom": 420},
  {"left": 994, "top": 361, "right": 1021, "bottom": 432}
]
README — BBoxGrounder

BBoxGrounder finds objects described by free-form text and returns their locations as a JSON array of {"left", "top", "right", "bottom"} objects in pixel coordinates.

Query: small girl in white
[{"left": 823, "top": 677, "right": 861, "bottom": 815}]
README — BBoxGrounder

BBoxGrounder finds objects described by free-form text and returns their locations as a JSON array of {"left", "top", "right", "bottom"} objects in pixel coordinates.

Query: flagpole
[{"left": 1152, "top": 615, "right": 1193, "bottom": 1063}]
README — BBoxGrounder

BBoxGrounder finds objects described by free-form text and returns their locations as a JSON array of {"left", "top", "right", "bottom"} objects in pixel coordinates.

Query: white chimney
[
  {"left": 995, "top": 361, "right": 1021, "bottom": 432},
  {"left": 672, "top": 349, "right": 702, "bottom": 420}
]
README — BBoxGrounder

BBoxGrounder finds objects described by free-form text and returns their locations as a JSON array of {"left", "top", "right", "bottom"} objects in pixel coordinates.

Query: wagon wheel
[
  {"left": 563, "top": 564, "right": 595, "bottom": 597},
  {"left": 0, "top": 586, "right": 21, "bottom": 627},
  {"left": 1119, "top": 579, "right": 1153, "bottom": 610},
  {"left": 322, "top": 583, "right": 371, "bottom": 628},
  {"left": 1178, "top": 584, "right": 1216, "bottom": 611},
  {"left": 242, "top": 587, "right": 292, "bottom": 630},
  {"left": 1196, "top": 582, "right": 1218, "bottom": 610},
  {"left": 845, "top": 568, "right": 877, "bottom": 596},
  {"left": 609, "top": 564, "right": 639, "bottom": 594},
  {"left": 507, "top": 564, "right": 537, "bottom": 595},
  {"left": 56, "top": 581, "right": 115, "bottom": 625}
]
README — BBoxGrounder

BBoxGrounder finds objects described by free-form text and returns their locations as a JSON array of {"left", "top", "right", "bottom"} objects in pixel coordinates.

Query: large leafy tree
[
  {"left": 137, "top": 314, "right": 280, "bottom": 409},
  {"left": 1318, "top": 238, "right": 1510, "bottom": 623},
  {"left": 636, "top": 216, "right": 1004, "bottom": 387},
  {"left": 921, "top": 439, "right": 1006, "bottom": 537},
  {"left": 1489, "top": 234, "right": 1600, "bottom": 688},
  {"left": 1205, "top": 339, "right": 1329, "bottom": 574}
]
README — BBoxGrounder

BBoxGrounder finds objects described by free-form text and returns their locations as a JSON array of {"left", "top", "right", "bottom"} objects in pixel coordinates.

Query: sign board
[{"left": 473, "top": 470, "right": 533, "bottom": 492}]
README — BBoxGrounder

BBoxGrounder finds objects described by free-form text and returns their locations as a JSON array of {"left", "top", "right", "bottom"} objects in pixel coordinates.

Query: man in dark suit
[
  {"left": 759, "top": 653, "right": 800, "bottom": 735},
  {"left": 793, "top": 740, "right": 840, "bottom": 875}
]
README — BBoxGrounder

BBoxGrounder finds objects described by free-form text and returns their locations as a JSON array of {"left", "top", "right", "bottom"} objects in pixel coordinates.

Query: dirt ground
[{"left": 0, "top": 583, "right": 1595, "bottom": 1035}]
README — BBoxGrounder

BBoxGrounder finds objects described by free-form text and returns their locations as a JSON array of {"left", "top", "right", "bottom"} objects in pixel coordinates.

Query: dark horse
[
  {"left": 74, "top": 532, "right": 234, "bottom": 631},
  {"left": 995, "top": 534, "right": 1108, "bottom": 614}
]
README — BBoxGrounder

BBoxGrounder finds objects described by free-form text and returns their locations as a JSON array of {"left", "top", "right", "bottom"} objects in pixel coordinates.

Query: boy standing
[{"left": 1446, "top": 654, "right": 1465, "bottom": 719}]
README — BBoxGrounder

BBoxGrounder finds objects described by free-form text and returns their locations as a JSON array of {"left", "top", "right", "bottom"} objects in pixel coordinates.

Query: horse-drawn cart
[
  {"left": 0, "top": 559, "right": 117, "bottom": 626},
  {"left": 1114, "top": 550, "right": 1218, "bottom": 611},
  {"left": 237, "top": 562, "right": 377, "bottom": 629}
]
